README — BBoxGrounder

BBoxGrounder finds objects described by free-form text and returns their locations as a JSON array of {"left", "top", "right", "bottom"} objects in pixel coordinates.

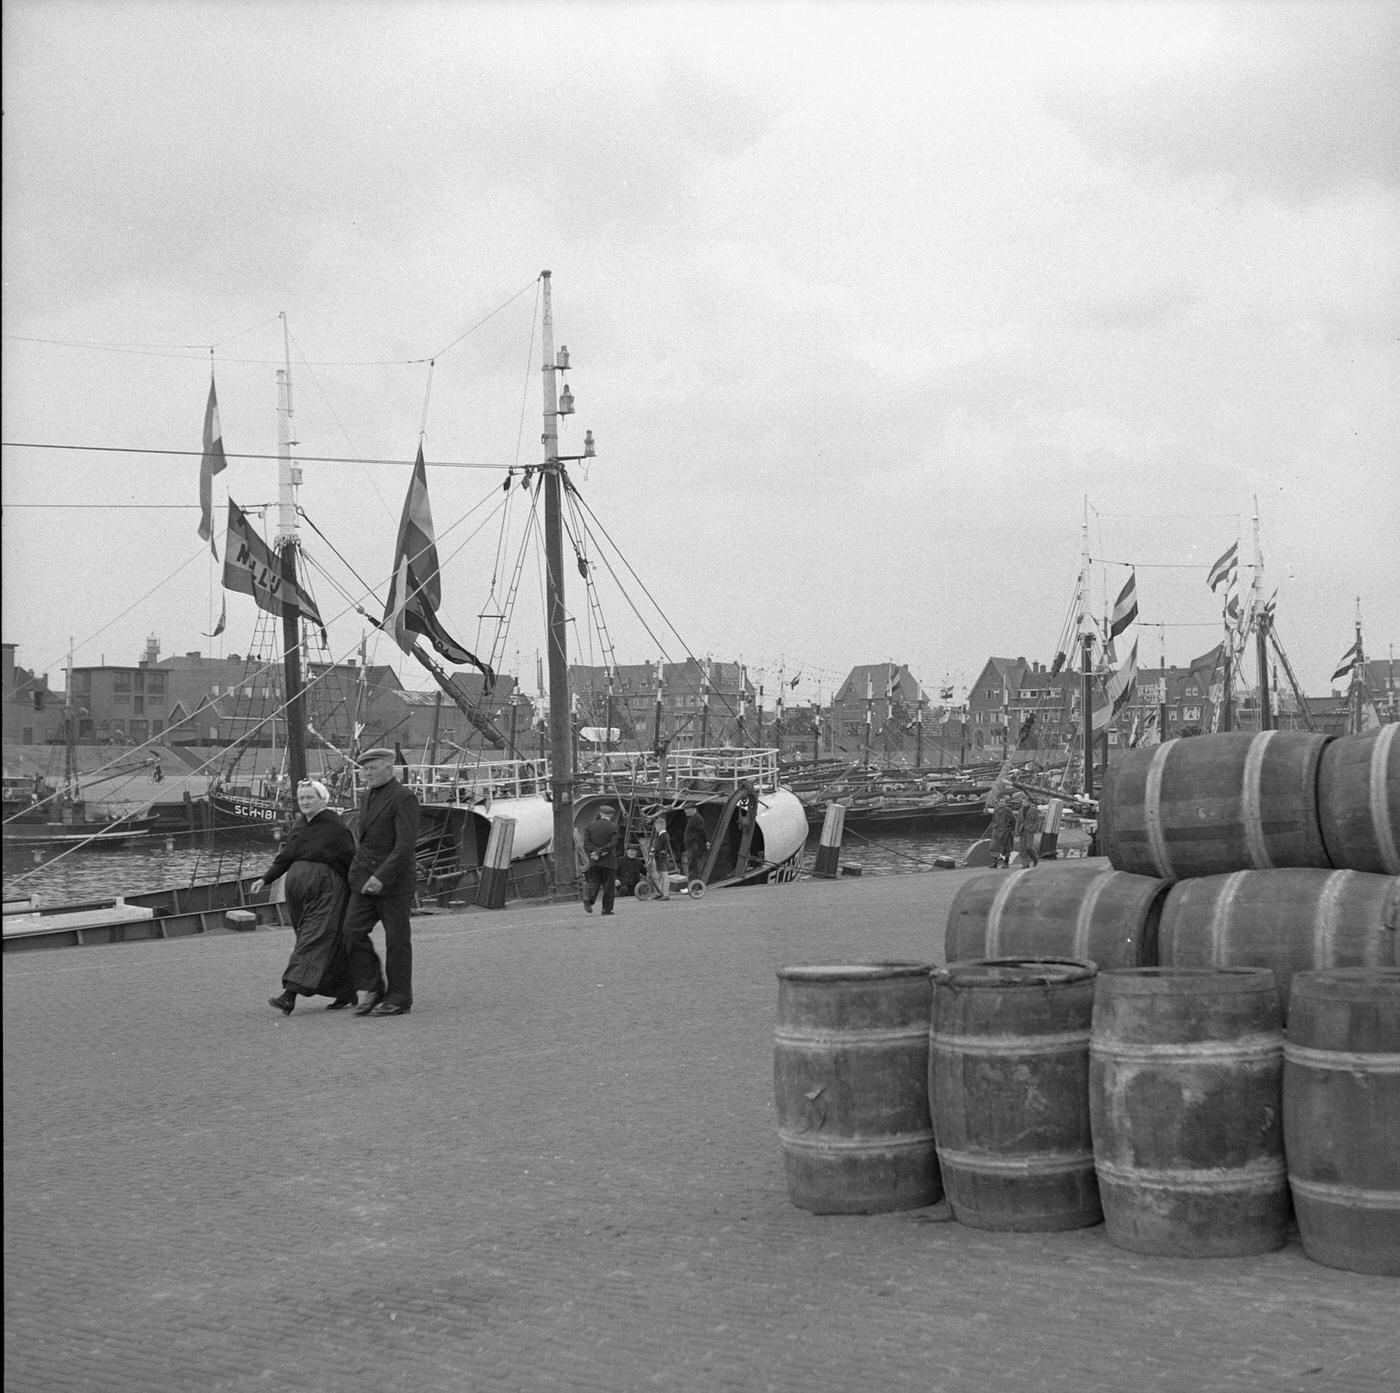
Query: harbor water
[{"left": 3, "top": 822, "right": 998, "bottom": 907}]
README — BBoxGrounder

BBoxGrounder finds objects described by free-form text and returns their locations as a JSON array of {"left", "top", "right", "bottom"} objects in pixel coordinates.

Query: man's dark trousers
[
  {"left": 345, "top": 892, "right": 413, "bottom": 1008},
  {"left": 584, "top": 866, "right": 617, "bottom": 913}
]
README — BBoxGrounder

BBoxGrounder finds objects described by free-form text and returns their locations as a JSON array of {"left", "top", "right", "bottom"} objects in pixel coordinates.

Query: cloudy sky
[{"left": 3, "top": 0, "right": 1397, "bottom": 711}]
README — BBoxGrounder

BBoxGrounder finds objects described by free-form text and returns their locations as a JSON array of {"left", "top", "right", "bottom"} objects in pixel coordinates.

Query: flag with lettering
[
  {"left": 1109, "top": 570, "right": 1138, "bottom": 639},
  {"left": 222, "top": 500, "right": 325, "bottom": 634},
  {"left": 198, "top": 376, "right": 228, "bottom": 555},
  {"left": 384, "top": 446, "right": 494, "bottom": 684}
]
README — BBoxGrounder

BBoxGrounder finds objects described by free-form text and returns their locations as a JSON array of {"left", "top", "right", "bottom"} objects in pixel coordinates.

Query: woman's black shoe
[
  {"left": 325, "top": 994, "right": 356, "bottom": 1011},
  {"left": 268, "top": 991, "right": 296, "bottom": 1015}
]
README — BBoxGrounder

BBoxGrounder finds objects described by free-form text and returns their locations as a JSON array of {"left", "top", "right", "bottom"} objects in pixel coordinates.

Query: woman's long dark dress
[{"left": 261, "top": 809, "right": 356, "bottom": 998}]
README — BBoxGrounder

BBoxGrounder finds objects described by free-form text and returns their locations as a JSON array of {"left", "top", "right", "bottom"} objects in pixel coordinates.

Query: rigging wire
[{"left": 1, "top": 441, "right": 506, "bottom": 469}]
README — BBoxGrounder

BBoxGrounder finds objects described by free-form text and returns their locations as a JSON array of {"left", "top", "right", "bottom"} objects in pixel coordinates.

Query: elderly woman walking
[{"left": 262, "top": 779, "right": 357, "bottom": 1014}]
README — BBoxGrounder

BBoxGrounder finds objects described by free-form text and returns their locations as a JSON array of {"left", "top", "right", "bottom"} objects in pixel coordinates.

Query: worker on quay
[
  {"left": 1014, "top": 795, "right": 1044, "bottom": 868},
  {"left": 989, "top": 794, "right": 1017, "bottom": 869}
]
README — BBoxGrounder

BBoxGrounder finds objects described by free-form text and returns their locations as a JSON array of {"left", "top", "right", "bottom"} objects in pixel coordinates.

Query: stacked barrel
[
  {"left": 1088, "top": 728, "right": 1396, "bottom": 1268},
  {"left": 773, "top": 727, "right": 1397, "bottom": 1272}
]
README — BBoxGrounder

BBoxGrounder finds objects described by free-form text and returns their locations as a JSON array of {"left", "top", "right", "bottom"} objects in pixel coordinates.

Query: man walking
[
  {"left": 1015, "top": 795, "right": 1043, "bottom": 868},
  {"left": 344, "top": 747, "right": 420, "bottom": 1017},
  {"left": 581, "top": 804, "right": 622, "bottom": 915}
]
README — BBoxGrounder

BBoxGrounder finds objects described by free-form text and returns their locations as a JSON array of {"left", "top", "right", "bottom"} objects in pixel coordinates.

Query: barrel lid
[
  {"left": 778, "top": 962, "right": 932, "bottom": 983},
  {"left": 935, "top": 958, "right": 1097, "bottom": 989}
]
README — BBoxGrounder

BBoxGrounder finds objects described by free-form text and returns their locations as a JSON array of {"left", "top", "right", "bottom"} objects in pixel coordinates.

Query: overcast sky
[{"left": 3, "top": 0, "right": 1397, "bottom": 709}]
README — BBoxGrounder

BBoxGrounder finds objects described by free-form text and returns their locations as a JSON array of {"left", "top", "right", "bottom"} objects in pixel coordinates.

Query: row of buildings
[{"left": 4, "top": 639, "right": 1395, "bottom": 769}]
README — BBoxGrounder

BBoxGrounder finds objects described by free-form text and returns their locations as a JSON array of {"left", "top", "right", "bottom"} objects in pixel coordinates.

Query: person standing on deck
[
  {"left": 683, "top": 806, "right": 709, "bottom": 886},
  {"left": 344, "top": 748, "right": 420, "bottom": 1017},
  {"left": 581, "top": 804, "right": 622, "bottom": 915}
]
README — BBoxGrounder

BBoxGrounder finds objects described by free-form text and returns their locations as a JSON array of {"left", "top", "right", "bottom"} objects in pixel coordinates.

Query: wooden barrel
[
  {"left": 1284, "top": 968, "right": 1400, "bottom": 1275},
  {"left": 1089, "top": 967, "right": 1288, "bottom": 1257},
  {"left": 1159, "top": 869, "right": 1399, "bottom": 1022},
  {"left": 1317, "top": 726, "right": 1400, "bottom": 874},
  {"left": 1099, "top": 732, "right": 1331, "bottom": 880},
  {"left": 930, "top": 958, "right": 1101, "bottom": 1232},
  {"left": 945, "top": 863, "right": 1168, "bottom": 970},
  {"left": 774, "top": 963, "right": 939, "bottom": 1214}
]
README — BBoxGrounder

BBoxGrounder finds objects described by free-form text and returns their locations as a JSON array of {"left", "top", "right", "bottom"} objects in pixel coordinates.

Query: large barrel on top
[
  {"left": 1099, "top": 731, "right": 1331, "bottom": 880},
  {"left": 1284, "top": 969, "right": 1400, "bottom": 1275},
  {"left": 1159, "top": 869, "right": 1399, "bottom": 1022},
  {"left": 1317, "top": 726, "right": 1400, "bottom": 874},
  {"left": 945, "top": 863, "right": 1168, "bottom": 969},
  {"left": 774, "top": 963, "right": 939, "bottom": 1214},
  {"left": 930, "top": 958, "right": 1101, "bottom": 1232},
  {"left": 1089, "top": 967, "right": 1288, "bottom": 1257}
]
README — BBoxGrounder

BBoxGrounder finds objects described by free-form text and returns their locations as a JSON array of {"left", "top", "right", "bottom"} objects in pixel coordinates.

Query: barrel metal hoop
[
  {"left": 1073, "top": 870, "right": 1112, "bottom": 959},
  {"left": 1284, "top": 1043, "right": 1400, "bottom": 1074},
  {"left": 1144, "top": 743, "right": 1175, "bottom": 880},
  {"left": 1091, "top": 1033, "right": 1282, "bottom": 1063},
  {"left": 774, "top": 1025, "right": 929, "bottom": 1048},
  {"left": 1312, "top": 871, "right": 1350, "bottom": 968},
  {"left": 777, "top": 1128, "right": 935, "bottom": 1154},
  {"left": 1241, "top": 731, "right": 1277, "bottom": 868},
  {"left": 1371, "top": 724, "right": 1399, "bottom": 872},
  {"left": 985, "top": 868, "right": 1031, "bottom": 956},
  {"left": 931, "top": 1029, "right": 1091, "bottom": 1055},
  {"left": 1094, "top": 1157, "right": 1287, "bottom": 1192},
  {"left": 1288, "top": 1175, "right": 1400, "bottom": 1210},
  {"left": 935, "top": 1145, "right": 1095, "bottom": 1177},
  {"left": 1208, "top": 871, "right": 1250, "bottom": 964}
]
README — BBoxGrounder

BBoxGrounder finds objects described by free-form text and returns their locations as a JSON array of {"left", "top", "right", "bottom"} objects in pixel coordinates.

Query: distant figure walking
[
  {"left": 989, "top": 795, "right": 1017, "bottom": 869},
  {"left": 683, "top": 806, "right": 709, "bottom": 886},
  {"left": 150, "top": 757, "right": 164, "bottom": 783},
  {"left": 262, "top": 779, "right": 356, "bottom": 1015},
  {"left": 1015, "top": 796, "right": 1043, "bottom": 868},
  {"left": 581, "top": 804, "right": 622, "bottom": 915},
  {"left": 344, "top": 748, "right": 421, "bottom": 1017}
]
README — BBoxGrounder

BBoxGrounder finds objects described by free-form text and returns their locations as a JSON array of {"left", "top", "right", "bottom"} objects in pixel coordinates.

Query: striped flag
[
  {"left": 197, "top": 376, "right": 227, "bottom": 555},
  {"left": 1332, "top": 640, "right": 1362, "bottom": 684},
  {"left": 1109, "top": 570, "right": 1139, "bottom": 639},
  {"left": 1092, "top": 640, "right": 1138, "bottom": 731},
  {"left": 1259, "top": 589, "right": 1278, "bottom": 631},
  {"left": 384, "top": 446, "right": 494, "bottom": 684},
  {"left": 1206, "top": 542, "right": 1237, "bottom": 594}
]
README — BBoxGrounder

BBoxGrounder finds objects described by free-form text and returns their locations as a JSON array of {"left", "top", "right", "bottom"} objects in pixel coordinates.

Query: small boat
[{"left": 574, "top": 746, "right": 808, "bottom": 892}]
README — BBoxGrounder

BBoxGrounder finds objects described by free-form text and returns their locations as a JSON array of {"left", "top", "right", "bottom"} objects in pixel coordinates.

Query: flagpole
[{"left": 540, "top": 271, "right": 577, "bottom": 896}]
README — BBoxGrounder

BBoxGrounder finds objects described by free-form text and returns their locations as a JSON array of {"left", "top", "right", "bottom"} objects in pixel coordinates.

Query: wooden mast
[
  {"left": 274, "top": 313, "right": 308, "bottom": 791},
  {"left": 540, "top": 271, "right": 577, "bottom": 896}
]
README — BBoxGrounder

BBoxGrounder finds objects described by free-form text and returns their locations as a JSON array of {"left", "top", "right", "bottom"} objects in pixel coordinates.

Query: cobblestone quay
[{"left": 5, "top": 867, "right": 1395, "bottom": 1391}]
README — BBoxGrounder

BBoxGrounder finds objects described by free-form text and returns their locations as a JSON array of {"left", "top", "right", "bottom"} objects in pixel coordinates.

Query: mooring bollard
[
  {"left": 813, "top": 803, "right": 846, "bottom": 879},
  {"left": 476, "top": 816, "right": 516, "bottom": 910}
]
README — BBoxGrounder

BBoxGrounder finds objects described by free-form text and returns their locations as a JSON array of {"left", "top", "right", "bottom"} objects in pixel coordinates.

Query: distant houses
[{"left": 4, "top": 638, "right": 1396, "bottom": 765}]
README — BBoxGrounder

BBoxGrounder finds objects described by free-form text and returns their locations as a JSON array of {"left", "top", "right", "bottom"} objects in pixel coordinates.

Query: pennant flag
[
  {"left": 203, "top": 596, "right": 226, "bottom": 638},
  {"left": 940, "top": 684, "right": 954, "bottom": 701},
  {"left": 198, "top": 376, "right": 228, "bottom": 554},
  {"left": 1206, "top": 542, "right": 1237, "bottom": 594},
  {"left": 885, "top": 672, "right": 899, "bottom": 699},
  {"left": 1109, "top": 570, "right": 1139, "bottom": 640},
  {"left": 222, "top": 500, "right": 325, "bottom": 633},
  {"left": 1092, "top": 640, "right": 1138, "bottom": 731},
  {"left": 789, "top": 673, "right": 801, "bottom": 689},
  {"left": 384, "top": 446, "right": 495, "bottom": 684},
  {"left": 1332, "top": 641, "right": 1362, "bottom": 683},
  {"left": 1259, "top": 589, "right": 1278, "bottom": 631}
]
